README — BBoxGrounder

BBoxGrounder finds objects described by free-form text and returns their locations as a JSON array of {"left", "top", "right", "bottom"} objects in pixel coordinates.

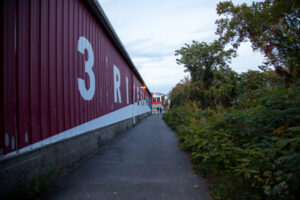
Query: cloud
[
  {"left": 98, "top": 0, "right": 265, "bottom": 93},
  {"left": 98, "top": 0, "right": 118, "bottom": 5},
  {"left": 230, "top": 42, "right": 266, "bottom": 73},
  {"left": 134, "top": 56, "right": 188, "bottom": 93}
]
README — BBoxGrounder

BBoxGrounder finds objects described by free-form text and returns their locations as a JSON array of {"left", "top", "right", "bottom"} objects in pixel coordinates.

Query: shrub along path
[{"left": 47, "top": 114, "right": 211, "bottom": 200}]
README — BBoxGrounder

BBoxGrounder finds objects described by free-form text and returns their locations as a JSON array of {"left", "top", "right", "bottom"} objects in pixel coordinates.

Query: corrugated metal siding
[
  {"left": 0, "top": 1, "right": 4, "bottom": 155},
  {"left": 1, "top": 0, "right": 151, "bottom": 156},
  {"left": 2, "top": 0, "right": 18, "bottom": 155}
]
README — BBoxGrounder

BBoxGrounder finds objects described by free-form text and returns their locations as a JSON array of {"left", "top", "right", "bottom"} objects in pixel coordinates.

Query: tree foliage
[
  {"left": 165, "top": 1, "right": 300, "bottom": 199},
  {"left": 168, "top": 77, "right": 190, "bottom": 108},
  {"left": 216, "top": 0, "right": 300, "bottom": 84},
  {"left": 175, "top": 40, "right": 234, "bottom": 88},
  {"left": 164, "top": 81, "right": 300, "bottom": 200},
  {"left": 174, "top": 41, "right": 238, "bottom": 108}
]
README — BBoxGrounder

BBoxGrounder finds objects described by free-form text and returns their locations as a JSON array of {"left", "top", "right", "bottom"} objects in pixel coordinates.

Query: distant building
[{"left": 151, "top": 92, "right": 167, "bottom": 113}]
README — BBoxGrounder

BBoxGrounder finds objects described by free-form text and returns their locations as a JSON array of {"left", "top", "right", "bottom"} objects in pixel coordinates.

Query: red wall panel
[
  {"left": 40, "top": 0, "right": 50, "bottom": 140},
  {"left": 2, "top": 0, "right": 18, "bottom": 154},
  {"left": 1, "top": 0, "right": 152, "bottom": 156},
  {"left": 0, "top": 1, "right": 4, "bottom": 155}
]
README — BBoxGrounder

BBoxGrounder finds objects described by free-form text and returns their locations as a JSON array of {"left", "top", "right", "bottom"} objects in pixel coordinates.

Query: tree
[
  {"left": 216, "top": 0, "right": 300, "bottom": 85},
  {"left": 237, "top": 70, "right": 284, "bottom": 93},
  {"left": 175, "top": 40, "right": 234, "bottom": 89},
  {"left": 174, "top": 41, "right": 238, "bottom": 108},
  {"left": 168, "top": 77, "right": 190, "bottom": 107}
]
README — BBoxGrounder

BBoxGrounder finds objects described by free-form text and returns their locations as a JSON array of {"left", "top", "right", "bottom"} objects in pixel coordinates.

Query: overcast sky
[{"left": 98, "top": 0, "right": 265, "bottom": 94}]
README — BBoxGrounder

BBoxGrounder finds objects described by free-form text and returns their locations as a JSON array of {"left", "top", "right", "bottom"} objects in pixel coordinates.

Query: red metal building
[{"left": 0, "top": 0, "right": 151, "bottom": 157}]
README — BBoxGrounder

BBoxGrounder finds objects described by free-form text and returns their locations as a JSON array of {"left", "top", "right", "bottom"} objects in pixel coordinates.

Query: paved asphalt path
[{"left": 47, "top": 114, "right": 212, "bottom": 200}]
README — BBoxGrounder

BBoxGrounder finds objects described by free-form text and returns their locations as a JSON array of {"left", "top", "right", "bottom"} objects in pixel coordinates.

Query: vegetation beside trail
[
  {"left": 164, "top": 83, "right": 300, "bottom": 200},
  {"left": 164, "top": 0, "right": 300, "bottom": 199}
]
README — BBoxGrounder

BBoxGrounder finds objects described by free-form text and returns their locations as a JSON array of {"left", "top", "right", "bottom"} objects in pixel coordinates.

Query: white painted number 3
[{"left": 77, "top": 36, "right": 95, "bottom": 100}]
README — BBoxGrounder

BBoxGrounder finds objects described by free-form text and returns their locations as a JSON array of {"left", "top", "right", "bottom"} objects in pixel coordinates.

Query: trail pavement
[{"left": 47, "top": 114, "right": 211, "bottom": 200}]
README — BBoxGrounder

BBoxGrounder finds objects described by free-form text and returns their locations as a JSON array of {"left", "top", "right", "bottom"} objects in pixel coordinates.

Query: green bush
[{"left": 163, "top": 86, "right": 300, "bottom": 200}]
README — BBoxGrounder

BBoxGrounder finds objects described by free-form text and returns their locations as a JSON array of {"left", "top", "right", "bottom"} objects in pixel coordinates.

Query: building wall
[
  {"left": 0, "top": 0, "right": 151, "bottom": 158},
  {"left": 0, "top": 0, "right": 152, "bottom": 197},
  {"left": 151, "top": 93, "right": 165, "bottom": 112},
  {"left": 0, "top": 112, "right": 151, "bottom": 198}
]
